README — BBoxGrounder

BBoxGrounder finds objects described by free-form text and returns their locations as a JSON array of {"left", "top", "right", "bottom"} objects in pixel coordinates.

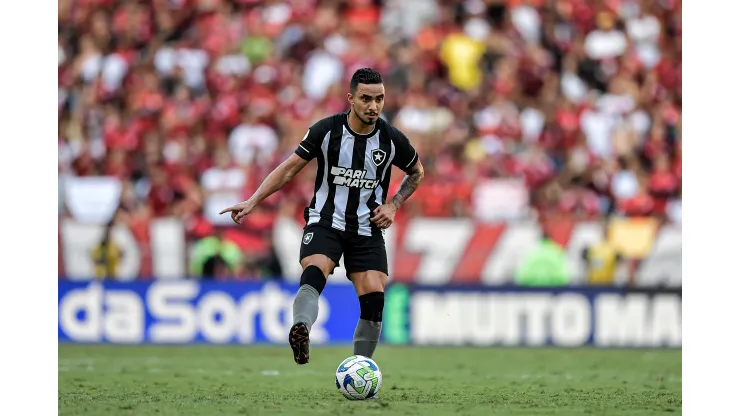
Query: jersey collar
[{"left": 344, "top": 110, "right": 380, "bottom": 140}]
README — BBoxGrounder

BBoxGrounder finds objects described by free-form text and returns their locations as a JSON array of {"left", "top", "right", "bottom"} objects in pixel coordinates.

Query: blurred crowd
[{"left": 58, "top": 0, "right": 681, "bottom": 279}]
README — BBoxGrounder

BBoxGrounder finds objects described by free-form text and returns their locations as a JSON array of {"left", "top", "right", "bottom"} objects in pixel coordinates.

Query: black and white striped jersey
[{"left": 294, "top": 111, "right": 419, "bottom": 237}]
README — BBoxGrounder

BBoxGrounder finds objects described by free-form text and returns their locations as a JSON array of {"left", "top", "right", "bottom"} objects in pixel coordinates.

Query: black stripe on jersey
[
  {"left": 343, "top": 136, "right": 368, "bottom": 233},
  {"left": 319, "top": 126, "right": 344, "bottom": 227},
  {"left": 305, "top": 150, "right": 326, "bottom": 223},
  {"left": 377, "top": 126, "right": 396, "bottom": 207},
  {"left": 367, "top": 136, "right": 392, "bottom": 233},
  {"left": 381, "top": 170, "right": 393, "bottom": 206}
]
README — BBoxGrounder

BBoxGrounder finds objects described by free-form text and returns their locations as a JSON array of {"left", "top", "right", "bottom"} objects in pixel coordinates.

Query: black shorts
[{"left": 299, "top": 223, "right": 388, "bottom": 277}]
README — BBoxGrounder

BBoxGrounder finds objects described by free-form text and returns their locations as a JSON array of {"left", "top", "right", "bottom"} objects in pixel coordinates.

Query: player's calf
[
  {"left": 290, "top": 265, "right": 328, "bottom": 364},
  {"left": 292, "top": 265, "right": 327, "bottom": 330},
  {"left": 353, "top": 292, "right": 384, "bottom": 359}
]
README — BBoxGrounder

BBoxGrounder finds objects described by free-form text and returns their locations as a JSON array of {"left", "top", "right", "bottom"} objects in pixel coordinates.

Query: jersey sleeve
[
  {"left": 294, "top": 117, "right": 332, "bottom": 161},
  {"left": 391, "top": 129, "right": 420, "bottom": 173}
]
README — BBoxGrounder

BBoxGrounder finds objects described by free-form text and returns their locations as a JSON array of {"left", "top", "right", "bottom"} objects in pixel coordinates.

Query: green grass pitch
[{"left": 59, "top": 344, "right": 681, "bottom": 415}]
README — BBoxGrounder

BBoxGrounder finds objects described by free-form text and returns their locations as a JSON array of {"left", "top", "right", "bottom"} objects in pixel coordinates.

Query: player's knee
[
  {"left": 352, "top": 270, "right": 387, "bottom": 295},
  {"left": 300, "top": 255, "right": 335, "bottom": 277},
  {"left": 358, "top": 292, "right": 384, "bottom": 322},
  {"left": 300, "top": 265, "right": 327, "bottom": 295}
]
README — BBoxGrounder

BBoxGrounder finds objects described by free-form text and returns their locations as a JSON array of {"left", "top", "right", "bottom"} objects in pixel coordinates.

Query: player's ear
[{"left": 347, "top": 92, "right": 353, "bottom": 104}]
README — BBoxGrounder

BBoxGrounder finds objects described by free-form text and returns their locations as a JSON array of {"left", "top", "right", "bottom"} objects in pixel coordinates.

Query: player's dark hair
[{"left": 350, "top": 68, "right": 383, "bottom": 94}]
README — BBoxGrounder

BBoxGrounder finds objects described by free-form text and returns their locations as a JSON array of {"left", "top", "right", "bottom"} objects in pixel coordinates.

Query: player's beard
[{"left": 353, "top": 106, "right": 376, "bottom": 125}]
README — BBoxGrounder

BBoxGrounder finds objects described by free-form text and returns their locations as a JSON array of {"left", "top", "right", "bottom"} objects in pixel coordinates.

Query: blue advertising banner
[
  {"left": 58, "top": 281, "right": 360, "bottom": 344},
  {"left": 382, "top": 284, "right": 682, "bottom": 348},
  {"left": 59, "top": 281, "right": 681, "bottom": 347}
]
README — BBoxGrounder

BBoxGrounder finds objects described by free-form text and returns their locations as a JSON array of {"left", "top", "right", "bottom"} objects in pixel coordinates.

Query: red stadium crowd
[{"left": 58, "top": 0, "right": 681, "bottom": 276}]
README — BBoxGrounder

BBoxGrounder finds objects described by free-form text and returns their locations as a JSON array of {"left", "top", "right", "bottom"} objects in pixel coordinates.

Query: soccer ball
[{"left": 335, "top": 355, "right": 382, "bottom": 400}]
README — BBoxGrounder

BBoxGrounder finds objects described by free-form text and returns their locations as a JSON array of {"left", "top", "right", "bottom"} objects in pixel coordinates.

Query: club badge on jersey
[{"left": 371, "top": 149, "right": 386, "bottom": 166}]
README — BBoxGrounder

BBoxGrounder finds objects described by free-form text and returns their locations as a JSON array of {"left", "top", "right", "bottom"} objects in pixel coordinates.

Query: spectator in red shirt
[
  {"left": 161, "top": 84, "right": 203, "bottom": 138},
  {"left": 619, "top": 179, "right": 655, "bottom": 218},
  {"left": 147, "top": 164, "right": 175, "bottom": 217},
  {"left": 558, "top": 177, "right": 603, "bottom": 220},
  {"left": 648, "top": 153, "right": 679, "bottom": 216}
]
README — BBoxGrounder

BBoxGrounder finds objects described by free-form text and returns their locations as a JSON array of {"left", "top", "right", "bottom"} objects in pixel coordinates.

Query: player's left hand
[{"left": 370, "top": 203, "right": 397, "bottom": 229}]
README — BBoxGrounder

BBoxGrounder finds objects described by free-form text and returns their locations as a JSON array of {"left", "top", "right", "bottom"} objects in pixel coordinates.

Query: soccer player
[{"left": 219, "top": 68, "right": 425, "bottom": 364}]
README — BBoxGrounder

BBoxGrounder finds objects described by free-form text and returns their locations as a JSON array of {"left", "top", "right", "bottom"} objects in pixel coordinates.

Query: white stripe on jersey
[
  {"left": 331, "top": 127, "right": 355, "bottom": 231},
  {"left": 405, "top": 150, "right": 417, "bottom": 168},
  {"left": 356, "top": 132, "right": 381, "bottom": 236},
  {"left": 307, "top": 131, "right": 332, "bottom": 226}
]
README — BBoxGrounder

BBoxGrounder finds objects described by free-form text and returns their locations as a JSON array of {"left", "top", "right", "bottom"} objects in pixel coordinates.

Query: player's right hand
[{"left": 219, "top": 202, "right": 254, "bottom": 224}]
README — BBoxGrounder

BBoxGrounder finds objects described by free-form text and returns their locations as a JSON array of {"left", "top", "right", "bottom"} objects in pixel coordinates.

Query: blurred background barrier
[
  {"left": 58, "top": 281, "right": 680, "bottom": 347},
  {"left": 59, "top": 215, "right": 681, "bottom": 286}
]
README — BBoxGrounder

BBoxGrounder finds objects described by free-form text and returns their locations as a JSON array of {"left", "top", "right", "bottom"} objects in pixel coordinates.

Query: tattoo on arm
[{"left": 391, "top": 163, "right": 424, "bottom": 210}]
